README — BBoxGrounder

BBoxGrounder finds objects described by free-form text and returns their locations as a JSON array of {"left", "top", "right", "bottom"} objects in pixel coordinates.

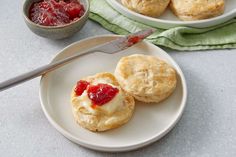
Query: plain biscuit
[
  {"left": 115, "top": 54, "right": 177, "bottom": 103},
  {"left": 121, "top": 0, "right": 170, "bottom": 17},
  {"left": 170, "top": 0, "right": 225, "bottom": 21}
]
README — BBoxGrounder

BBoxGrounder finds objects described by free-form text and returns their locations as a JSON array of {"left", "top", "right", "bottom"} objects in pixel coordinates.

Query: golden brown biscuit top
[
  {"left": 121, "top": 0, "right": 170, "bottom": 17},
  {"left": 171, "top": 0, "right": 225, "bottom": 16},
  {"left": 115, "top": 54, "right": 176, "bottom": 97}
]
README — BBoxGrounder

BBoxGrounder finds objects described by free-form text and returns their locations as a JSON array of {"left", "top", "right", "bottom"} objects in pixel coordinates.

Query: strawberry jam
[
  {"left": 128, "top": 36, "right": 141, "bottom": 44},
  {"left": 74, "top": 80, "right": 89, "bottom": 96},
  {"left": 87, "top": 84, "right": 119, "bottom": 106},
  {"left": 29, "top": 0, "right": 85, "bottom": 26}
]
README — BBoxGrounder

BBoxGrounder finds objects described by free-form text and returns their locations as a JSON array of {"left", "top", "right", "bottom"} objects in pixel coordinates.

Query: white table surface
[{"left": 0, "top": 0, "right": 236, "bottom": 156}]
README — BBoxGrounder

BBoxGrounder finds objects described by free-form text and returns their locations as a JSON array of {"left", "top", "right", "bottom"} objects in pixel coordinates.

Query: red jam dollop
[
  {"left": 128, "top": 36, "right": 141, "bottom": 45},
  {"left": 87, "top": 83, "right": 119, "bottom": 106},
  {"left": 29, "top": 0, "right": 85, "bottom": 26},
  {"left": 74, "top": 80, "right": 89, "bottom": 96}
]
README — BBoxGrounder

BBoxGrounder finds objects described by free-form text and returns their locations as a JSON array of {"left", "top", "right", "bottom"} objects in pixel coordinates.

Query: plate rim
[
  {"left": 39, "top": 35, "right": 188, "bottom": 152},
  {"left": 106, "top": 0, "right": 236, "bottom": 28}
]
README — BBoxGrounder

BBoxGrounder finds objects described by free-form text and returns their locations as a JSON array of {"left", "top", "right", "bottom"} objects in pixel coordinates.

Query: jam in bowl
[
  {"left": 23, "top": 0, "right": 89, "bottom": 39},
  {"left": 29, "top": 0, "right": 85, "bottom": 26}
]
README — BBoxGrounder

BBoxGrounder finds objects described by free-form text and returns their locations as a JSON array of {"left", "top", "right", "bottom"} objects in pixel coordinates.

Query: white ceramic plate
[
  {"left": 106, "top": 0, "right": 236, "bottom": 29},
  {"left": 39, "top": 35, "right": 187, "bottom": 152}
]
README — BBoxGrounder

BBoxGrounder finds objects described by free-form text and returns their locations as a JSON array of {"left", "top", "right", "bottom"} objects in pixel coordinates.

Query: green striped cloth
[{"left": 89, "top": 0, "right": 236, "bottom": 51}]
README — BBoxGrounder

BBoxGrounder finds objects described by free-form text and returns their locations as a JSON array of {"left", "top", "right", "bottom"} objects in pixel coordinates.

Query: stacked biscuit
[
  {"left": 121, "top": 0, "right": 225, "bottom": 21},
  {"left": 71, "top": 54, "right": 177, "bottom": 132}
]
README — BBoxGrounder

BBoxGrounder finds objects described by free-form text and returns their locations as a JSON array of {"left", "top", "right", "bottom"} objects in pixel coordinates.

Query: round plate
[
  {"left": 106, "top": 0, "right": 236, "bottom": 29},
  {"left": 39, "top": 35, "right": 187, "bottom": 152}
]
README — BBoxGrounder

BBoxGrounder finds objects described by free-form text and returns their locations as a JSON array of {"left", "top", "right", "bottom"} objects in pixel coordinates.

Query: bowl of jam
[{"left": 23, "top": 0, "right": 89, "bottom": 39}]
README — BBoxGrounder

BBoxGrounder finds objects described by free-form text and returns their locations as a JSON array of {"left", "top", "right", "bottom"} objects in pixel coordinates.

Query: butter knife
[{"left": 0, "top": 29, "right": 154, "bottom": 92}]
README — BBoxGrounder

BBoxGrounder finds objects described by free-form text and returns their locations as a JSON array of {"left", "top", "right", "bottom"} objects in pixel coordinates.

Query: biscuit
[
  {"left": 71, "top": 72, "right": 135, "bottom": 132},
  {"left": 121, "top": 0, "right": 170, "bottom": 17},
  {"left": 115, "top": 54, "right": 177, "bottom": 103},
  {"left": 170, "top": 0, "right": 225, "bottom": 21}
]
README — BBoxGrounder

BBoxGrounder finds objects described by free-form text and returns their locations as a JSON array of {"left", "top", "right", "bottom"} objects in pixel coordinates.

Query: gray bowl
[{"left": 22, "top": 0, "right": 89, "bottom": 39}]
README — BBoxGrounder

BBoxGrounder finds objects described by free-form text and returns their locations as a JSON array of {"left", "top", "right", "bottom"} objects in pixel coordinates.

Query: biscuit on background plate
[
  {"left": 115, "top": 54, "right": 177, "bottom": 103},
  {"left": 121, "top": 0, "right": 170, "bottom": 17},
  {"left": 170, "top": 0, "right": 225, "bottom": 21},
  {"left": 71, "top": 72, "right": 135, "bottom": 132}
]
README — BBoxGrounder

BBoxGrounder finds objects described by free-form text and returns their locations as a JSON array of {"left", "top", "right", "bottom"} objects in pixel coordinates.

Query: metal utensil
[{"left": 0, "top": 29, "right": 155, "bottom": 92}]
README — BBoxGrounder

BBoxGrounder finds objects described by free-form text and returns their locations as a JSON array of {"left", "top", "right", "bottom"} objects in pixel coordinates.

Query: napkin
[{"left": 89, "top": 0, "right": 236, "bottom": 51}]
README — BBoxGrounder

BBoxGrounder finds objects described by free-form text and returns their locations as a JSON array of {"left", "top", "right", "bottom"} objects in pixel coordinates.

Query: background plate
[
  {"left": 40, "top": 35, "right": 187, "bottom": 152},
  {"left": 106, "top": 0, "right": 236, "bottom": 29}
]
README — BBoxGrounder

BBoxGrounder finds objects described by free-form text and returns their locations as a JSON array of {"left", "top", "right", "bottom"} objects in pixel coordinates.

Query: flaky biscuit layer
[
  {"left": 121, "top": 0, "right": 170, "bottom": 17},
  {"left": 115, "top": 54, "right": 177, "bottom": 103},
  {"left": 170, "top": 0, "right": 225, "bottom": 21}
]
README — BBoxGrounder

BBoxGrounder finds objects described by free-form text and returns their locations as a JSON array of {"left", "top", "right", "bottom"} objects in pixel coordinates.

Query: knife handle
[{"left": 0, "top": 50, "right": 94, "bottom": 92}]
